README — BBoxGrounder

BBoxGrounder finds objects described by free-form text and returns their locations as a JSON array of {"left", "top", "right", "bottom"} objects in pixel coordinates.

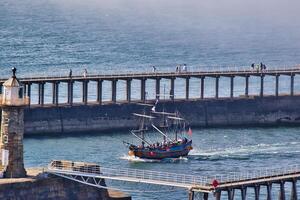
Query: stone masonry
[{"left": 0, "top": 106, "right": 26, "bottom": 178}]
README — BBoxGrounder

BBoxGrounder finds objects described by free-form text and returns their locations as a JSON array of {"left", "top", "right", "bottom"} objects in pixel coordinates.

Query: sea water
[{"left": 1, "top": 0, "right": 300, "bottom": 199}]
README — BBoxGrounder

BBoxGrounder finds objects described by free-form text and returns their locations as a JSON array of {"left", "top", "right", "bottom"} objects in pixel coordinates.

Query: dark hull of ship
[{"left": 130, "top": 140, "right": 192, "bottom": 160}]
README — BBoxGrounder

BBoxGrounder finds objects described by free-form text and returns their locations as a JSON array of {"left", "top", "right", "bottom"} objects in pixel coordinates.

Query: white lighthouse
[{"left": 0, "top": 68, "right": 29, "bottom": 178}]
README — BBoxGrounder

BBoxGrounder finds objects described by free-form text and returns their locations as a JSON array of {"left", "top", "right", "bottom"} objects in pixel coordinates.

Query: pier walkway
[
  {"left": 47, "top": 160, "right": 300, "bottom": 200},
  {"left": 1, "top": 66, "right": 300, "bottom": 106}
]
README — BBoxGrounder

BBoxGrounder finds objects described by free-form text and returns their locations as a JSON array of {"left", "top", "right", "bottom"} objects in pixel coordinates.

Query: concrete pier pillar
[
  {"left": 241, "top": 187, "right": 247, "bottom": 200},
  {"left": 141, "top": 78, "right": 146, "bottom": 102},
  {"left": 188, "top": 191, "right": 194, "bottom": 200},
  {"left": 186, "top": 77, "right": 190, "bottom": 100},
  {"left": 203, "top": 193, "right": 208, "bottom": 200},
  {"left": 82, "top": 80, "right": 88, "bottom": 105},
  {"left": 67, "top": 81, "right": 73, "bottom": 105},
  {"left": 201, "top": 76, "right": 205, "bottom": 99},
  {"left": 23, "top": 84, "right": 27, "bottom": 97},
  {"left": 254, "top": 185, "right": 260, "bottom": 200},
  {"left": 245, "top": 75, "right": 249, "bottom": 97},
  {"left": 290, "top": 74, "right": 295, "bottom": 96},
  {"left": 55, "top": 82, "right": 59, "bottom": 105},
  {"left": 112, "top": 79, "right": 117, "bottom": 103},
  {"left": 227, "top": 188, "right": 235, "bottom": 200},
  {"left": 215, "top": 76, "right": 219, "bottom": 99},
  {"left": 38, "top": 83, "right": 41, "bottom": 104},
  {"left": 155, "top": 78, "right": 160, "bottom": 99},
  {"left": 170, "top": 78, "right": 175, "bottom": 100},
  {"left": 126, "top": 79, "right": 131, "bottom": 103},
  {"left": 230, "top": 76, "right": 234, "bottom": 98},
  {"left": 97, "top": 80, "right": 103, "bottom": 104},
  {"left": 279, "top": 181, "right": 286, "bottom": 200},
  {"left": 267, "top": 183, "right": 272, "bottom": 200},
  {"left": 27, "top": 83, "right": 31, "bottom": 105},
  {"left": 52, "top": 82, "right": 56, "bottom": 105},
  {"left": 214, "top": 191, "right": 221, "bottom": 200},
  {"left": 52, "top": 82, "right": 59, "bottom": 106},
  {"left": 275, "top": 75, "right": 279, "bottom": 97},
  {"left": 0, "top": 83, "right": 2, "bottom": 94},
  {"left": 38, "top": 83, "right": 45, "bottom": 106},
  {"left": 291, "top": 179, "right": 298, "bottom": 200},
  {"left": 41, "top": 83, "right": 45, "bottom": 106},
  {"left": 260, "top": 75, "right": 265, "bottom": 97}
]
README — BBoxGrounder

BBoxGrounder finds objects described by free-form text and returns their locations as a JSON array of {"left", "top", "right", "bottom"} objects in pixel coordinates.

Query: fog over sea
[{"left": 1, "top": 0, "right": 300, "bottom": 199}]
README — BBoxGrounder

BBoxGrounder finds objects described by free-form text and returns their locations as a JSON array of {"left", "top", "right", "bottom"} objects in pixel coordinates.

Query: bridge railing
[
  {"left": 99, "top": 167, "right": 208, "bottom": 187},
  {"left": 48, "top": 160, "right": 209, "bottom": 187},
  {"left": 212, "top": 164, "right": 299, "bottom": 184},
  {"left": 48, "top": 160, "right": 300, "bottom": 188}
]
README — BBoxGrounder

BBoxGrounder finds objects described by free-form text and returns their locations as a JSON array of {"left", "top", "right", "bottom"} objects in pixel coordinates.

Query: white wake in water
[
  {"left": 189, "top": 141, "right": 300, "bottom": 158},
  {"left": 120, "top": 155, "right": 189, "bottom": 163},
  {"left": 120, "top": 155, "right": 160, "bottom": 163}
]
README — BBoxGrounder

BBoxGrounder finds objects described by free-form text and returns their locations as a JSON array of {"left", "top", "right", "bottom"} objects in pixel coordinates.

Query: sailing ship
[{"left": 124, "top": 100, "right": 193, "bottom": 160}]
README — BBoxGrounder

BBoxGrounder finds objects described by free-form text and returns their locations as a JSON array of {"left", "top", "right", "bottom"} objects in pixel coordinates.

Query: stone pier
[{"left": 0, "top": 67, "right": 297, "bottom": 107}]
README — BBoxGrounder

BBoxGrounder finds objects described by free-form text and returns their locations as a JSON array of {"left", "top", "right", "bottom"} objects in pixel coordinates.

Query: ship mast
[
  {"left": 141, "top": 110, "right": 145, "bottom": 147},
  {"left": 132, "top": 112, "right": 155, "bottom": 147},
  {"left": 162, "top": 85, "right": 167, "bottom": 143}
]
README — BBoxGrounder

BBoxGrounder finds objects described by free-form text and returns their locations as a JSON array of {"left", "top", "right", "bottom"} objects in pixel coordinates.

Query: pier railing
[
  {"left": 2, "top": 65, "right": 300, "bottom": 107},
  {"left": 210, "top": 164, "right": 300, "bottom": 185},
  {"left": 5, "top": 64, "right": 300, "bottom": 79}
]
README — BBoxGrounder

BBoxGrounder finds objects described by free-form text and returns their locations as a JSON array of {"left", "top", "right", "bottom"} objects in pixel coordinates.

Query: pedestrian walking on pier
[
  {"left": 178, "top": 64, "right": 182, "bottom": 73},
  {"left": 251, "top": 63, "right": 255, "bottom": 70},
  {"left": 69, "top": 69, "right": 72, "bottom": 78},
  {"left": 261, "top": 63, "right": 266, "bottom": 71},
  {"left": 260, "top": 62, "right": 264, "bottom": 72},
  {"left": 256, "top": 64, "right": 260, "bottom": 72},
  {"left": 183, "top": 64, "right": 187, "bottom": 72},
  {"left": 83, "top": 68, "right": 87, "bottom": 78},
  {"left": 152, "top": 66, "right": 156, "bottom": 73}
]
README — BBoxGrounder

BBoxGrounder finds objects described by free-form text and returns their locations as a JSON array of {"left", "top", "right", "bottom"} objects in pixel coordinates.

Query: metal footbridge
[
  {"left": 47, "top": 160, "right": 300, "bottom": 200},
  {"left": 47, "top": 160, "right": 210, "bottom": 192}
]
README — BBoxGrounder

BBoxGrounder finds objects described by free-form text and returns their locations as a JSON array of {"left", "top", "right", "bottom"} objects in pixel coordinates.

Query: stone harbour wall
[
  {"left": 22, "top": 96, "right": 300, "bottom": 135},
  {"left": 0, "top": 170, "right": 131, "bottom": 200}
]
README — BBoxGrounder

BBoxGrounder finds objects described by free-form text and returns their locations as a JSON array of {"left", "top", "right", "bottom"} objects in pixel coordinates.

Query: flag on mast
[{"left": 187, "top": 127, "right": 192, "bottom": 136}]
